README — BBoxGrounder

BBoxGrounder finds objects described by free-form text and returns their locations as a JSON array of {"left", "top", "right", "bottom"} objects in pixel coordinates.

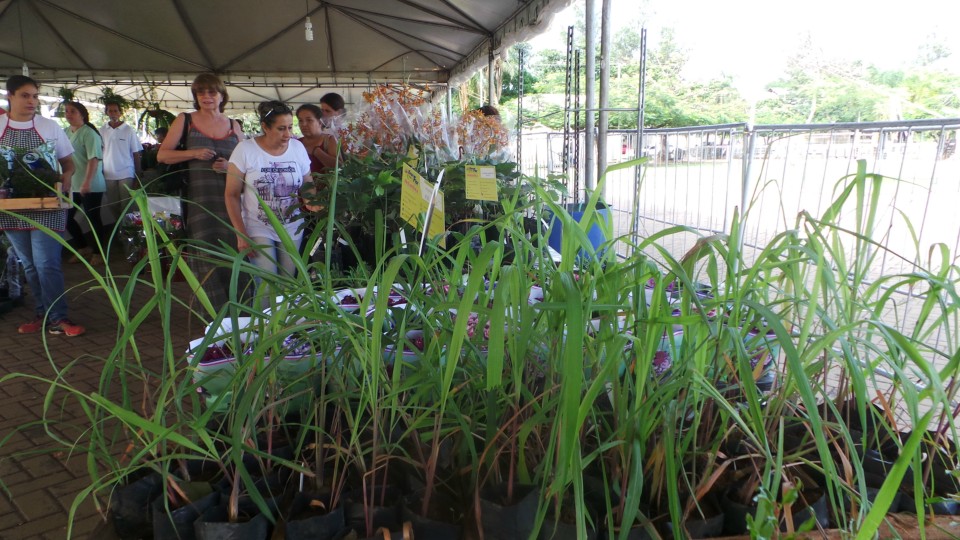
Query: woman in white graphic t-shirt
[{"left": 225, "top": 100, "right": 312, "bottom": 280}]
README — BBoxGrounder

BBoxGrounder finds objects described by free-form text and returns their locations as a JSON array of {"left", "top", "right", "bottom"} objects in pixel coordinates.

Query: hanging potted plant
[
  {"left": 138, "top": 102, "right": 176, "bottom": 134},
  {"left": 98, "top": 87, "right": 137, "bottom": 112},
  {"left": 54, "top": 87, "right": 75, "bottom": 118}
]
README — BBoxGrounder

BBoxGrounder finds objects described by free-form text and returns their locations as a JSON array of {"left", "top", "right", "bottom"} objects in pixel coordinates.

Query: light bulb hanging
[
  {"left": 21, "top": 62, "right": 29, "bottom": 76},
  {"left": 304, "top": 16, "right": 314, "bottom": 41}
]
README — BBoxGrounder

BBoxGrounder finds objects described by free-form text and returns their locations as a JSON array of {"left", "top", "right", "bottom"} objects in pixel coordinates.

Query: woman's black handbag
[{"left": 161, "top": 113, "right": 191, "bottom": 195}]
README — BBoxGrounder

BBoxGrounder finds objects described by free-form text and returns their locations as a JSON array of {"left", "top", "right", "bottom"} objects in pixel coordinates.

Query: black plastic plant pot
[
  {"left": 285, "top": 491, "right": 346, "bottom": 540},
  {"left": 840, "top": 473, "right": 903, "bottom": 516},
  {"left": 833, "top": 429, "right": 867, "bottom": 462},
  {"left": 180, "top": 459, "right": 224, "bottom": 484},
  {"left": 538, "top": 519, "right": 599, "bottom": 540},
  {"left": 897, "top": 492, "right": 960, "bottom": 516},
  {"left": 240, "top": 444, "right": 295, "bottom": 478},
  {"left": 401, "top": 492, "right": 461, "bottom": 540},
  {"left": 152, "top": 489, "right": 219, "bottom": 540},
  {"left": 537, "top": 513, "right": 597, "bottom": 540},
  {"left": 344, "top": 485, "right": 403, "bottom": 535},
  {"left": 621, "top": 525, "right": 657, "bottom": 540},
  {"left": 684, "top": 512, "right": 725, "bottom": 538},
  {"left": 922, "top": 438, "right": 960, "bottom": 495},
  {"left": 662, "top": 498, "right": 724, "bottom": 539},
  {"left": 477, "top": 483, "right": 539, "bottom": 540},
  {"left": 194, "top": 491, "right": 279, "bottom": 540},
  {"left": 401, "top": 514, "right": 460, "bottom": 540},
  {"left": 784, "top": 491, "right": 830, "bottom": 532},
  {"left": 478, "top": 483, "right": 600, "bottom": 539},
  {"left": 357, "top": 522, "right": 413, "bottom": 540},
  {"left": 718, "top": 487, "right": 757, "bottom": 536},
  {"left": 754, "top": 369, "right": 776, "bottom": 393},
  {"left": 862, "top": 449, "right": 914, "bottom": 486},
  {"left": 195, "top": 509, "right": 270, "bottom": 540},
  {"left": 110, "top": 472, "right": 163, "bottom": 539}
]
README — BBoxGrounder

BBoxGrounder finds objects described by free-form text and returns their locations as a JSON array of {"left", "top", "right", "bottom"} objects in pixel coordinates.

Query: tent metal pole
[
  {"left": 597, "top": 0, "right": 611, "bottom": 195},
  {"left": 487, "top": 43, "right": 496, "bottom": 106},
  {"left": 446, "top": 84, "right": 452, "bottom": 119},
  {"left": 516, "top": 47, "right": 524, "bottom": 166},
  {"left": 584, "top": 0, "right": 596, "bottom": 191},
  {"left": 632, "top": 28, "right": 647, "bottom": 252}
]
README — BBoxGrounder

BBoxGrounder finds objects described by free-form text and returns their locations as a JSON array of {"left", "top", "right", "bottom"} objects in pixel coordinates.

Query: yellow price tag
[
  {"left": 400, "top": 164, "right": 425, "bottom": 226},
  {"left": 465, "top": 165, "right": 498, "bottom": 201},
  {"left": 400, "top": 164, "right": 446, "bottom": 246}
]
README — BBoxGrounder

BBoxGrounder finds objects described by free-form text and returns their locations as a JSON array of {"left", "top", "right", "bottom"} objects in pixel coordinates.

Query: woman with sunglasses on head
[
  {"left": 62, "top": 101, "right": 106, "bottom": 266},
  {"left": 225, "top": 101, "right": 312, "bottom": 286},
  {"left": 158, "top": 73, "right": 244, "bottom": 312}
]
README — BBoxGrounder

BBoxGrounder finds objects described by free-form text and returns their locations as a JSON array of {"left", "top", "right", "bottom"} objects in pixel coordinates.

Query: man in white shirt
[{"left": 101, "top": 102, "right": 142, "bottom": 224}]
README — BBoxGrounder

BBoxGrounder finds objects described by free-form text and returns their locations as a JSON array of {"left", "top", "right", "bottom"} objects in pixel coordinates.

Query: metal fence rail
[{"left": 519, "top": 119, "right": 960, "bottom": 359}]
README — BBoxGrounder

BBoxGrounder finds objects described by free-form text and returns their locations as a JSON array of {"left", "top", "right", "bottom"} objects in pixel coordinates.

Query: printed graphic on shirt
[{"left": 252, "top": 160, "right": 301, "bottom": 225}]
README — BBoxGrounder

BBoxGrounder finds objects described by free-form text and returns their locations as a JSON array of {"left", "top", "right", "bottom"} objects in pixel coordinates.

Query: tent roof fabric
[{"left": 0, "top": 0, "right": 571, "bottom": 112}]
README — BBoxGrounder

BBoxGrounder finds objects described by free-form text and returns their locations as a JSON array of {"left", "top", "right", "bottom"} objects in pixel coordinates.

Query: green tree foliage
[
  {"left": 463, "top": 21, "right": 960, "bottom": 131},
  {"left": 901, "top": 68, "right": 960, "bottom": 118},
  {"left": 500, "top": 43, "right": 538, "bottom": 101},
  {"left": 756, "top": 34, "right": 960, "bottom": 124},
  {"left": 503, "top": 26, "right": 750, "bottom": 130}
]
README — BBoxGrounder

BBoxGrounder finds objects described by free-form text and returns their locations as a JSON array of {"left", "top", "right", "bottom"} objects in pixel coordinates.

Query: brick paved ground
[{"left": 0, "top": 256, "right": 200, "bottom": 539}]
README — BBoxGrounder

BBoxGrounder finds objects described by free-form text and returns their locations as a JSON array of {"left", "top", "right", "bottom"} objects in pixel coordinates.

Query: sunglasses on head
[{"left": 263, "top": 104, "right": 293, "bottom": 119}]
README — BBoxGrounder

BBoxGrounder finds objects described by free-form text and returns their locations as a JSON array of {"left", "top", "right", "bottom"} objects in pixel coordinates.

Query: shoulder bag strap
[{"left": 177, "top": 113, "right": 191, "bottom": 150}]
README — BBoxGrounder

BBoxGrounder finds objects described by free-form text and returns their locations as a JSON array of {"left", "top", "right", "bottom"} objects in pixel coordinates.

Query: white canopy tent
[{"left": 0, "top": 0, "right": 572, "bottom": 113}]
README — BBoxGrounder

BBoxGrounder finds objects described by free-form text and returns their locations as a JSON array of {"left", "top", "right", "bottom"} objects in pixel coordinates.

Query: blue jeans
[
  {"left": 5, "top": 229, "right": 68, "bottom": 321},
  {"left": 248, "top": 236, "right": 299, "bottom": 307},
  {"left": 248, "top": 236, "right": 299, "bottom": 277},
  {"left": 5, "top": 245, "right": 21, "bottom": 298}
]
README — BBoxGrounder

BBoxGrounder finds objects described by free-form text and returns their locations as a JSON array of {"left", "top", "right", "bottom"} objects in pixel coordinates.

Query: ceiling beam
[
  {"left": 0, "top": 0, "right": 16, "bottom": 24},
  {"left": 24, "top": 0, "right": 93, "bottom": 71},
  {"left": 335, "top": 5, "right": 484, "bottom": 35},
  {"left": 340, "top": 9, "right": 463, "bottom": 62},
  {"left": 391, "top": 0, "right": 487, "bottom": 34},
  {"left": 282, "top": 86, "right": 315, "bottom": 103},
  {"left": 0, "top": 47, "right": 46, "bottom": 68},
  {"left": 332, "top": 7, "right": 444, "bottom": 70},
  {"left": 233, "top": 85, "right": 275, "bottom": 104},
  {"left": 32, "top": 0, "right": 208, "bottom": 70},
  {"left": 369, "top": 51, "right": 447, "bottom": 73},
  {"left": 24, "top": 71, "right": 448, "bottom": 91},
  {"left": 324, "top": 5, "right": 336, "bottom": 73},
  {"left": 170, "top": 0, "right": 216, "bottom": 69},
  {"left": 436, "top": 0, "right": 489, "bottom": 35},
  {"left": 218, "top": 4, "right": 326, "bottom": 71}
]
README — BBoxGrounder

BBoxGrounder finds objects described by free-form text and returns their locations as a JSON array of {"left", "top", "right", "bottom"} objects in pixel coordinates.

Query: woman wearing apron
[{"left": 0, "top": 76, "right": 83, "bottom": 336}]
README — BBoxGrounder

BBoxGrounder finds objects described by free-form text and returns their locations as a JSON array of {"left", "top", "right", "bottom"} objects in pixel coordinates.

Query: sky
[{"left": 528, "top": 0, "right": 960, "bottom": 100}]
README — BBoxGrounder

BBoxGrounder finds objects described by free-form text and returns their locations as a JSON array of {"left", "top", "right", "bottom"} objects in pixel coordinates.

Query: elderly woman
[
  {"left": 225, "top": 100, "right": 312, "bottom": 283},
  {"left": 158, "top": 73, "right": 245, "bottom": 313},
  {"left": 0, "top": 76, "right": 81, "bottom": 336}
]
